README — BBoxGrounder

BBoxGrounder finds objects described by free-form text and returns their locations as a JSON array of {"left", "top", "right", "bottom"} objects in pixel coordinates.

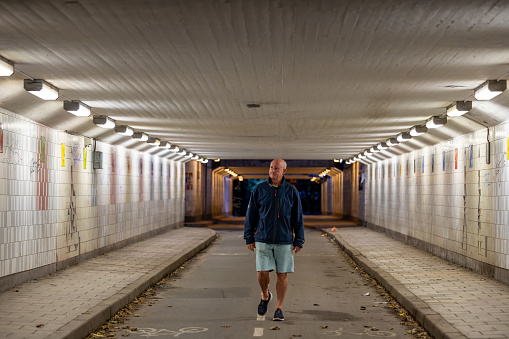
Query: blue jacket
[{"left": 244, "top": 178, "right": 305, "bottom": 248}]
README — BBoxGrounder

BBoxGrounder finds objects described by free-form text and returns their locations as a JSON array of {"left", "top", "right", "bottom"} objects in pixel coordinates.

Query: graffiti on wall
[
  {"left": 36, "top": 130, "right": 49, "bottom": 210},
  {"left": 67, "top": 165, "right": 80, "bottom": 254},
  {"left": 111, "top": 152, "right": 116, "bottom": 205}
]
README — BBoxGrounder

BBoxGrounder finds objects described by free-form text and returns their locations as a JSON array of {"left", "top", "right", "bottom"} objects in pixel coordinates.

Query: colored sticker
[
  {"left": 422, "top": 156, "right": 424, "bottom": 173},
  {"left": 84, "top": 148, "right": 87, "bottom": 169},
  {"left": 40, "top": 137, "right": 46, "bottom": 163},
  {"left": 469, "top": 145, "right": 473, "bottom": 168},
  {"left": 507, "top": 134, "right": 509, "bottom": 160},
  {"left": 443, "top": 151, "right": 446, "bottom": 171},
  {"left": 61, "top": 143, "right": 65, "bottom": 167},
  {"left": 455, "top": 148, "right": 458, "bottom": 169},
  {"left": 0, "top": 122, "right": 3, "bottom": 153},
  {"left": 399, "top": 163, "right": 401, "bottom": 176}
]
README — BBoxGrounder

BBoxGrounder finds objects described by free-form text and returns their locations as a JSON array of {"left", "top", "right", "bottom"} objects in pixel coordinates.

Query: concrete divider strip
[
  {"left": 324, "top": 229, "right": 467, "bottom": 339},
  {"left": 50, "top": 228, "right": 216, "bottom": 339}
]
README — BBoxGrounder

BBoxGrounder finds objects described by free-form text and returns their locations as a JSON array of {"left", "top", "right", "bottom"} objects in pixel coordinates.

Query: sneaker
[
  {"left": 257, "top": 291, "right": 272, "bottom": 315},
  {"left": 273, "top": 308, "right": 284, "bottom": 321}
]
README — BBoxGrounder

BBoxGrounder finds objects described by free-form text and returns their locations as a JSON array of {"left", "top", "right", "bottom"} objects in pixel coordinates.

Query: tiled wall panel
[
  {"left": 0, "top": 108, "right": 185, "bottom": 278},
  {"left": 366, "top": 120, "right": 509, "bottom": 273}
]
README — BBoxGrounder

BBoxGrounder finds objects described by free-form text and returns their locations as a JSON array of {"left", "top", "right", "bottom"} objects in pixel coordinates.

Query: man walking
[{"left": 244, "top": 159, "right": 305, "bottom": 321}]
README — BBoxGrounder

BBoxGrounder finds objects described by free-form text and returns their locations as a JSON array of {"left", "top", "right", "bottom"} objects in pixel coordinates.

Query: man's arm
[
  {"left": 291, "top": 188, "right": 305, "bottom": 249},
  {"left": 244, "top": 189, "right": 259, "bottom": 248}
]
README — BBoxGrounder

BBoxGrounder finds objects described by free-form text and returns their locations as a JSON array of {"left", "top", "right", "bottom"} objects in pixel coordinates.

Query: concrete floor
[{"left": 122, "top": 228, "right": 413, "bottom": 338}]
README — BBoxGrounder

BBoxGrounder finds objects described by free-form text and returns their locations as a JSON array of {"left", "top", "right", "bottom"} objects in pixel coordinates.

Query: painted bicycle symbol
[
  {"left": 324, "top": 327, "right": 397, "bottom": 337},
  {"left": 136, "top": 327, "right": 208, "bottom": 337}
]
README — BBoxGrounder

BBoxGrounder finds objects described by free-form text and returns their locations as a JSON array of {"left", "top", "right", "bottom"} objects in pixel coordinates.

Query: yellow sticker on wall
[
  {"left": 507, "top": 133, "right": 509, "bottom": 160},
  {"left": 61, "top": 143, "right": 65, "bottom": 167},
  {"left": 399, "top": 163, "right": 401, "bottom": 176},
  {"left": 84, "top": 147, "right": 87, "bottom": 169}
]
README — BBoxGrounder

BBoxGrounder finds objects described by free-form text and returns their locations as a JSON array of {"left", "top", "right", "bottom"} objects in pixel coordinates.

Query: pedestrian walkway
[
  {"left": 325, "top": 226, "right": 509, "bottom": 339},
  {"left": 0, "top": 227, "right": 216, "bottom": 339}
]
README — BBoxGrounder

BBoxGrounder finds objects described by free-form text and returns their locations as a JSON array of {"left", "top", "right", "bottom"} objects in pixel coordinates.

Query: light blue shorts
[{"left": 255, "top": 242, "right": 294, "bottom": 273}]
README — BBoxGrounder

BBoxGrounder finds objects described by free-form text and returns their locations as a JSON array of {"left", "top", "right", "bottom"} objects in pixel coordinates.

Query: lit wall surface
[
  {"left": 0, "top": 108, "right": 185, "bottom": 279},
  {"left": 365, "top": 120, "right": 509, "bottom": 280}
]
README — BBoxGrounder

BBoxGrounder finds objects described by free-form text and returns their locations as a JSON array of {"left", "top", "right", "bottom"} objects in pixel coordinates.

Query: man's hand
[
  {"left": 293, "top": 246, "right": 302, "bottom": 253},
  {"left": 247, "top": 243, "right": 256, "bottom": 252}
]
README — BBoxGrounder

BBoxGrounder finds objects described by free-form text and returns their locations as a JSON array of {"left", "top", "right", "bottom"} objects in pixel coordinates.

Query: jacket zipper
[{"left": 273, "top": 187, "right": 279, "bottom": 243}]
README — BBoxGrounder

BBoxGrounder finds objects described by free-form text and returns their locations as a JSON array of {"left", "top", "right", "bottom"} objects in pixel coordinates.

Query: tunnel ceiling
[{"left": 1, "top": 0, "right": 509, "bottom": 161}]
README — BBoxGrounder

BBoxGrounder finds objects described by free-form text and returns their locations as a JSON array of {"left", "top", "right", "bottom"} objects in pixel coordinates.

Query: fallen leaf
[
  {"left": 313, "top": 304, "right": 319, "bottom": 306},
  {"left": 36, "top": 324, "right": 44, "bottom": 328},
  {"left": 292, "top": 335, "right": 302, "bottom": 337},
  {"left": 270, "top": 326, "right": 280, "bottom": 330},
  {"left": 363, "top": 292, "right": 370, "bottom": 296},
  {"left": 221, "top": 325, "right": 231, "bottom": 328},
  {"left": 130, "top": 328, "right": 137, "bottom": 331},
  {"left": 167, "top": 305, "right": 172, "bottom": 307},
  {"left": 134, "top": 314, "right": 140, "bottom": 317},
  {"left": 360, "top": 306, "right": 366, "bottom": 310},
  {"left": 321, "top": 325, "right": 328, "bottom": 329},
  {"left": 371, "top": 327, "right": 379, "bottom": 331}
]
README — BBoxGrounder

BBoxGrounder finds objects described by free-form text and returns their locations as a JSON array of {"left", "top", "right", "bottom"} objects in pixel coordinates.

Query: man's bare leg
[
  {"left": 275, "top": 272, "right": 287, "bottom": 309},
  {"left": 258, "top": 271, "right": 270, "bottom": 299}
]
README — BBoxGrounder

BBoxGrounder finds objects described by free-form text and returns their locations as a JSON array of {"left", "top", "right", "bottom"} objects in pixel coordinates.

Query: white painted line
[
  {"left": 257, "top": 314, "right": 265, "bottom": 321},
  {"left": 212, "top": 253, "right": 248, "bottom": 256},
  {"left": 253, "top": 327, "right": 264, "bottom": 336}
]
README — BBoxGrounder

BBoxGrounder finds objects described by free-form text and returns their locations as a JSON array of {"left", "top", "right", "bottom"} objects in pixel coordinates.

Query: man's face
[{"left": 269, "top": 160, "right": 287, "bottom": 183}]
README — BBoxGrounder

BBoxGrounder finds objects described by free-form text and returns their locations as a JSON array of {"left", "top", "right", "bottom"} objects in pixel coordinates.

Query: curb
[
  {"left": 323, "top": 229, "right": 468, "bottom": 339},
  {"left": 50, "top": 229, "right": 217, "bottom": 339}
]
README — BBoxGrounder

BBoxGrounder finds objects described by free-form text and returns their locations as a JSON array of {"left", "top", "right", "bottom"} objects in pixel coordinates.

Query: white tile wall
[
  {"left": 366, "top": 121, "right": 509, "bottom": 271},
  {"left": 0, "top": 108, "right": 185, "bottom": 278}
]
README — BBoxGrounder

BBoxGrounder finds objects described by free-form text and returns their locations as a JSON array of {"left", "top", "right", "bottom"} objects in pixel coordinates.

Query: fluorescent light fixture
[
  {"left": 214, "top": 159, "right": 221, "bottom": 162},
  {"left": 396, "top": 132, "right": 412, "bottom": 142},
  {"left": 202, "top": 159, "right": 209, "bottom": 164},
  {"left": 358, "top": 153, "right": 365, "bottom": 159},
  {"left": 93, "top": 115, "right": 115, "bottom": 129},
  {"left": 193, "top": 155, "right": 200, "bottom": 160},
  {"left": 377, "top": 142, "right": 388, "bottom": 150},
  {"left": 159, "top": 141, "right": 171, "bottom": 148},
  {"left": 0, "top": 56, "right": 14, "bottom": 76},
  {"left": 179, "top": 149, "right": 187, "bottom": 156},
  {"left": 333, "top": 159, "right": 340, "bottom": 163},
  {"left": 169, "top": 146, "right": 180, "bottom": 153},
  {"left": 474, "top": 80, "right": 507, "bottom": 100},
  {"left": 370, "top": 146, "right": 379, "bottom": 153},
  {"left": 386, "top": 138, "right": 399, "bottom": 146},
  {"left": 409, "top": 125, "right": 428, "bottom": 136},
  {"left": 426, "top": 116, "right": 447, "bottom": 129},
  {"left": 185, "top": 152, "right": 193, "bottom": 158},
  {"left": 147, "top": 137, "right": 160, "bottom": 146},
  {"left": 363, "top": 150, "right": 372, "bottom": 157},
  {"left": 114, "top": 125, "right": 134, "bottom": 136},
  {"left": 446, "top": 101, "right": 472, "bottom": 117},
  {"left": 132, "top": 132, "right": 149, "bottom": 141},
  {"left": 24, "top": 79, "right": 59, "bottom": 100},
  {"left": 63, "top": 100, "right": 91, "bottom": 117}
]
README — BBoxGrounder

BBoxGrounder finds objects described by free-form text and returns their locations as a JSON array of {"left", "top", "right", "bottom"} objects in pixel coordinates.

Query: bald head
[{"left": 269, "top": 159, "right": 287, "bottom": 186}]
